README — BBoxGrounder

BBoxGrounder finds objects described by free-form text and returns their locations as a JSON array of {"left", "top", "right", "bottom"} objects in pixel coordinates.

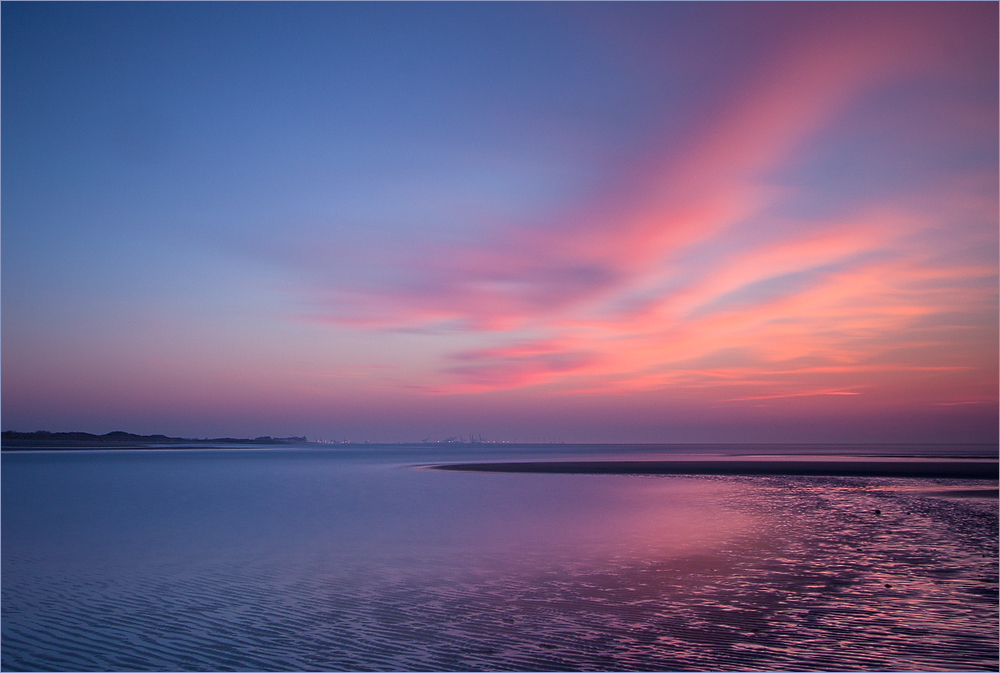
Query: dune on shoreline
[{"left": 429, "top": 459, "right": 999, "bottom": 480}]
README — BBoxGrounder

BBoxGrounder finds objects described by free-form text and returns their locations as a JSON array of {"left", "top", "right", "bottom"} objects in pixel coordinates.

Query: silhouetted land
[
  {"left": 1, "top": 431, "right": 308, "bottom": 450},
  {"left": 432, "top": 459, "right": 999, "bottom": 479}
]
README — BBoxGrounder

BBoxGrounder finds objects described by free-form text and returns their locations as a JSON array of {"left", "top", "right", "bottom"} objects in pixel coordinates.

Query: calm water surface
[{"left": 2, "top": 445, "right": 997, "bottom": 671}]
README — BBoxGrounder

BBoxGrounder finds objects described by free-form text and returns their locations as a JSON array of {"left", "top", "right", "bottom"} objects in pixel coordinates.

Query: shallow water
[{"left": 2, "top": 446, "right": 997, "bottom": 671}]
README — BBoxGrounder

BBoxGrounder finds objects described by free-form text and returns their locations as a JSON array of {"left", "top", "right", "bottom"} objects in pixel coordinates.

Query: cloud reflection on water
[{"left": 2, "top": 448, "right": 996, "bottom": 670}]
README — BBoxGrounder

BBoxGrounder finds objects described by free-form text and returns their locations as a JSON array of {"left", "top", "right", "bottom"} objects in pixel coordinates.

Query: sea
[{"left": 2, "top": 443, "right": 997, "bottom": 671}]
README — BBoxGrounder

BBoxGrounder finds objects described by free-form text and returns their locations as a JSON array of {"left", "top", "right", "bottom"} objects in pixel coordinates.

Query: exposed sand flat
[
  {"left": 431, "top": 459, "right": 999, "bottom": 479},
  {"left": 5, "top": 448, "right": 998, "bottom": 671}
]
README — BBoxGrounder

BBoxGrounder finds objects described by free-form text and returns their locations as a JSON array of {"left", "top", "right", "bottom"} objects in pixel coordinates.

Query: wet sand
[
  {"left": 4, "top": 448, "right": 997, "bottom": 671},
  {"left": 430, "top": 459, "right": 998, "bottom": 479}
]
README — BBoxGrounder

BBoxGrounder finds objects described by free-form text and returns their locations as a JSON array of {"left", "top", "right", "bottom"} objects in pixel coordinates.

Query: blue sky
[{"left": 4, "top": 2, "right": 996, "bottom": 443}]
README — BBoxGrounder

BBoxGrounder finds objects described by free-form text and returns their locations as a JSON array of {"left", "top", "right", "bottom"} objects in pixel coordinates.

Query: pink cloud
[
  {"left": 290, "top": 6, "right": 996, "bottom": 410},
  {"left": 441, "top": 341, "right": 601, "bottom": 393}
]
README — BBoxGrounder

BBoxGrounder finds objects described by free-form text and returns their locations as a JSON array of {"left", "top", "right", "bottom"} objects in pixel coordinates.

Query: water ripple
[{"left": 3, "top": 475, "right": 996, "bottom": 671}]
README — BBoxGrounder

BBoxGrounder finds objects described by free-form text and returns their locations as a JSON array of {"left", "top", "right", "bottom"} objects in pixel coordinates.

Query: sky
[{"left": 2, "top": 2, "right": 997, "bottom": 444}]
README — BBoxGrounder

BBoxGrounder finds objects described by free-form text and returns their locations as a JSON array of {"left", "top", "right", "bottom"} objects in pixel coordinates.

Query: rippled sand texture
[{"left": 3, "top": 464, "right": 996, "bottom": 672}]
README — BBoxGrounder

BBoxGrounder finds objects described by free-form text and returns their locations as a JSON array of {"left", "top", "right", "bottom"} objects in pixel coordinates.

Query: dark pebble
[
  {"left": 885, "top": 583, "right": 892, "bottom": 588},
  {"left": 875, "top": 509, "right": 881, "bottom": 515}
]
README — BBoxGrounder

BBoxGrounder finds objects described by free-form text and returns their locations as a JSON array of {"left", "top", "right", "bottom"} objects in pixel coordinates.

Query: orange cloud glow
[{"left": 295, "top": 5, "right": 996, "bottom": 417}]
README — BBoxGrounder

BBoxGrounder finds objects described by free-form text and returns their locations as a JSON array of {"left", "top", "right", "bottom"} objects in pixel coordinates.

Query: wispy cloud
[{"left": 283, "top": 6, "right": 996, "bottom": 409}]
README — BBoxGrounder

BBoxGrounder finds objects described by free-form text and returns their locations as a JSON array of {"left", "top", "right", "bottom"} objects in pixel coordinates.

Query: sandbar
[{"left": 430, "top": 459, "right": 998, "bottom": 479}]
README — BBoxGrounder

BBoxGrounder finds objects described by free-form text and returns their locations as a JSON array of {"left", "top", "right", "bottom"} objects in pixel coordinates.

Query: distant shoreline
[
  {"left": 0, "top": 430, "right": 308, "bottom": 450},
  {"left": 3, "top": 433, "right": 997, "bottom": 461},
  {"left": 430, "top": 459, "right": 999, "bottom": 480}
]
